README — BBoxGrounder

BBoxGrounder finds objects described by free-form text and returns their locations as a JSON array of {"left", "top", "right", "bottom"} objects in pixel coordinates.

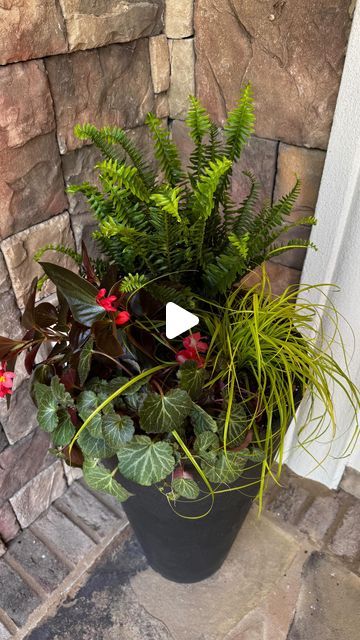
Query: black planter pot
[{"left": 116, "top": 462, "right": 262, "bottom": 584}]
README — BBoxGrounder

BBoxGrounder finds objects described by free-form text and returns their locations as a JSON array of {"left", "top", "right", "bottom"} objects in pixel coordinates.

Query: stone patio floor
[{"left": 0, "top": 466, "right": 359, "bottom": 640}]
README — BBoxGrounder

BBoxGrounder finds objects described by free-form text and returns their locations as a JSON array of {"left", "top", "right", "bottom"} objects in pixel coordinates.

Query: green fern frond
[
  {"left": 119, "top": 273, "right": 148, "bottom": 293},
  {"left": 192, "top": 157, "right": 232, "bottom": 220},
  {"left": 224, "top": 85, "right": 255, "bottom": 162},
  {"left": 74, "top": 123, "right": 154, "bottom": 188},
  {"left": 150, "top": 186, "right": 183, "bottom": 222},
  {"left": 228, "top": 232, "right": 250, "bottom": 257},
  {"left": 98, "top": 159, "right": 150, "bottom": 203},
  {"left": 33, "top": 244, "right": 82, "bottom": 265},
  {"left": 67, "top": 183, "right": 114, "bottom": 221},
  {"left": 186, "top": 96, "right": 212, "bottom": 144},
  {"left": 146, "top": 113, "right": 184, "bottom": 186},
  {"left": 203, "top": 247, "right": 248, "bottom": 294},
  {"left": 232, "top": 172, "right": 260, "bottom": 235},
  {"left": 266, "top": 238, "right": 318, "bottom": 259}
]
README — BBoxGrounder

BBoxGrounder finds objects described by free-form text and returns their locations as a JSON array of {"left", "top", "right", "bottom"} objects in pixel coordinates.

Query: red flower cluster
[
  {"left": 96, "top": 289, "right": 131, "bottom": 326},
  {"left": 0, "top": 362, "right": 15, "bottom": 398},
  {"left": 96, "top": 289, "right": 117, "bottom": 312},
  {"left": 175, "top": 332, "right": 208, "bottom": 368}
]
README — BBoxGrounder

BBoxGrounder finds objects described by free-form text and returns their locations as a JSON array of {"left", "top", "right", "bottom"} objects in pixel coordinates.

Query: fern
[
  {"left": 33, "top": 244, "right": 82, "bottom": 265},
  {"left": 146, "top": 113, "right": 184, "bottom": 186},
  {"left": 68, "top": 92, "right": 314, "bottom": 302},
  {"left": 119, "top": 273, "right": 148, "bottom": 293},
  {"left": 150, "top": 186, "right": 182, "bottom": 222},
  {"left": 74, "top": 123, "right": 154, "bottom": 188},
  {"left": 224, "top": 84, "right": 255, "bottom": 161}
]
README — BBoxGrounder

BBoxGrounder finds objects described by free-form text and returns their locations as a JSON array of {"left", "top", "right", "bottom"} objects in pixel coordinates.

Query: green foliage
[
  {"left": 178, "top": 361, "right": 206, "bottom": 400},
  {"left": 83, "top": 460, "right": 132, "bottom": 502},
  {"left": 117, "top": 435, "right": 176, "bottom": 486},
  {"left": 73, "top": 87, "right": 314, "bottom": 300},
  {"left": 139, "top": 389, "right": 192, "bottom": 434},
  {"left": 171, "top": 476, "right": 200, "bottom": 500}
]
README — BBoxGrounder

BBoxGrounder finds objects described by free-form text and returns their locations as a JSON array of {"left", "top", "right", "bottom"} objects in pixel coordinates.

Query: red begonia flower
[
  {"left": 182, "top": 332, "right": 208, "bottom": 353},
  {"left": 115, "top": 311, "right": 131, "bottom": 326},
  {"left": 96, "top": 288, "right": 118, "bottom": 312},
  {"left": 0, "top": 362, "right": 15, "bottom": 398},
  {"left": 175, "top": 348, "right": 205, "bottom": 368}
]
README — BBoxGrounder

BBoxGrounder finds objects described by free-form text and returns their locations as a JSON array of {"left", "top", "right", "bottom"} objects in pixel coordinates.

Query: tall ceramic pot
[{"left": 116, "top": 462, "right": 262, "bottom": 583}]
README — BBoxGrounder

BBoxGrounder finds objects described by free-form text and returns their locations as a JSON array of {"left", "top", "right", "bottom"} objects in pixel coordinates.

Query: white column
[{"left": 283, "top": 3, "right": 360, "bottom": 486}]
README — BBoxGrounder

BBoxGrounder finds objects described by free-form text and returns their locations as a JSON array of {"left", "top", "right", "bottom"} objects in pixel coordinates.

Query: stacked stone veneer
[{"left": 0, "top": 0, "right": 353, "bottom": 547}]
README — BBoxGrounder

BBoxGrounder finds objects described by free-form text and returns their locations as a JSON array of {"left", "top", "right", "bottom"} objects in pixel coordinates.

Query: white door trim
[{"left": 283, "top": 3, "right": 360, "bottom": 487}]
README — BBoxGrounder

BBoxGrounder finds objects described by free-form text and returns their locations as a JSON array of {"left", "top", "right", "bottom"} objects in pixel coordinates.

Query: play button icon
[{"left": 165, "top": 302, "right": 199, "bottom": 339}]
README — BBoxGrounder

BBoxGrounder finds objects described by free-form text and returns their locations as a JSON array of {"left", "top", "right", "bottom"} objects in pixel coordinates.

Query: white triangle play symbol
[{"left": 165, "top": 302, "right": 199, "bottom": 339}]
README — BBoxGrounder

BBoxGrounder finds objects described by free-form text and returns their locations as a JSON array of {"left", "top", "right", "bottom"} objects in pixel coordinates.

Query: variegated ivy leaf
[
  {"left": 83, "top": 460, "right": 132, "bottom": 502},
  {"left": 201, "top": 450, "right": 248, "bottom": 484},
  {"left": 218, "top": 403, "right": 249, "bottom": 447},
  {"left": 139, "top": 389, "right": 192, "bottom": 434},
  {"left": 51, "top": 409, "right": 75, "bottom": 447},
  {"left": 76, "top": 390, "right": 102, "bottom": 438},
  {"left": 117, "top": 435, "right": 175, "bottom": 486},
  {"left": 172, "top": 477, "right": 200, "bottom": 500},
  {"left": 102, "top": 413, "right": 135, "bottom": 450},
  {"left": 34, "top": 382, "right": 58, "bottom": 433},
  {"left": 77, "top": 429, "right": 114, "bottom": 459},
  {"left": 190, "top": 402, "right": 218, "bottom": 435},
  {"left": 51, "top": 376, "right": 74, "bottom": 407},
  {"left": 78, "top": 337, "right": 94, "bottom": 385},
  {"left": 194, "top": 431, "right": 219, "bottom": 454},
  {"left": 178, "top": 361, "right": 206, "bottom": 400}
]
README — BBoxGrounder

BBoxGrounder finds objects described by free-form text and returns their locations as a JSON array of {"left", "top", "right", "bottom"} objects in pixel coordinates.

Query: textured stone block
[
  {"left": 0, "top": 133, "right": 68, "bottom": 240},
  {"left": 0, "top": 426, "right": 8, "bottom": 454},
  {"left": 32, "top": 506, "right": 95, "bottom": 565},
  {"left": 288, "top": 552, "right": 360, "bottom": 640},
  {"left": 232, "top": 136, "right": 278, "bottom": 205},
  {"left": 0, "top": 540, "right": 5, "bottom": 558},
  {"left": 0, "top": 621, "right": 10, "bottom": 640},
  {"left": 60, "top": 0, "right": 164, "bottom": 51},
  {"left": 1, "top": 212, "right": 75, "bottom": 308},
  {"left": 165, "top": 0, "right": 194, "bottom": 38},
  {"left": 241, "top": 261, "right": 301, "bottom": 297},
  {"left": 0, "top": 61, "right": 55, "bottom": 151},
  {"left": 0, "top": 430, "right": 51, "bottom": 502},
  {"left": 0, "top": 254, "right": 21, "bottom": 341},
  {"left": 340, "top": 467, "right": 360, "bottom": 501},
  {"left": 155, "top": 93, "right": 170, "bottom": 119},
  {"left": 56, "top": 482, "right": 121, "bottom": 538},
  {"left": 0, "top": 502, "right": 20, "bottom": 543},
  {"left": 0, "top": 61, "right": 67, "bottom": 239},
  {"left": 71, "top": 212, "right": 100, "bottom": 256},
  {"left": 272, "top": 144, "right": 326, "bottom": 269},
  {"left": 0, "top": 560, "right": 41, "bottom": 626},
  {"left": 329, "top": 501, "right": 360, "bottom": 560},
  {"left": 46, "top": 42, "right": 155, "bottom": 153},
  {"left": 63, "top": 462, "right": 83, "bottom": 485},
  {"left": 195, "top": 0, "right": 351, "bottom": 149},
  {"left": 0, "top": 379, "right": 38, "bottom": 445},
  {"left": 267, "top": 477, "right": 309, "bottom": 523},
  {"left": 62, "top": 145, "right": 102, "bottom": 216},
  {"left": 169, "top": 38, "right": 195, "bottom": 119},
  {"left": 10, "top": 462, "right": 67, "bottom": 529},
  {"left": 0, "top": 1, "right": 67, "bottom": 65},
  {"left": 149, "top": 35, "right": 170, "bottom": 93},
  {"left": 299, "top": 495, "right": 340, "bottom": 542},
  {"left": 8, "top": 529, "right": 69, "bottom": 592}
]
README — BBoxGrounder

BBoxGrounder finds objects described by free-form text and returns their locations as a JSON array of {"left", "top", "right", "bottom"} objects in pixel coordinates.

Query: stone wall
[
  {"left": 0, "top": 0, "right": 168, "bottom": 547},
  {"left": 0, "top": 0, "right": 354, "bottom": 546}
]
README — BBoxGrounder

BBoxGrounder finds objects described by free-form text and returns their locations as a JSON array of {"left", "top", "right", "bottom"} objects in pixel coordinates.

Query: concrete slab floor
[{"left": 22, "top": 508, "right": 360, "bottom": 640}]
